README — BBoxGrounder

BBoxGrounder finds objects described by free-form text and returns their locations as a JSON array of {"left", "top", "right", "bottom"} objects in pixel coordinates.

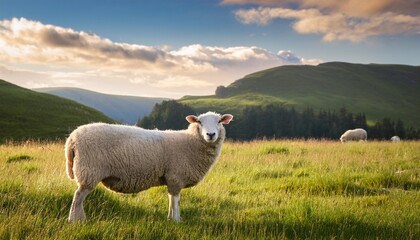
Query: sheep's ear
[
  {"left": 219, "top": 114, "right": 233, "bottom": 124},
  {"left": 186, "top": 115, "right": 198, "bottom": 123}
]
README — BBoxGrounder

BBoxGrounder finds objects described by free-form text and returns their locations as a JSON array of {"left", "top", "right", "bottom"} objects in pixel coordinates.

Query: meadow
[{"left": 1, "top": 140, "right": 419, "bottom": 239}]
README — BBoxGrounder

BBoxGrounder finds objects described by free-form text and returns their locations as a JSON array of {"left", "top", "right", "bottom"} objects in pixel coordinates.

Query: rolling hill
[
  {"left": 35, "top": 88, "right": 168, "bottom": 124},
  {"left": 180, "top": 62, "right": 420, "bottom": 128},
  {"left": 0, "top": 80, "right": 114, "bottom": 142}
]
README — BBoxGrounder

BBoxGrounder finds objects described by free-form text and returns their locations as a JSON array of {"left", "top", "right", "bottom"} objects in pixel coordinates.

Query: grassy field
[{"left": 1, "top": 140, "right": 419, "bottom": 239}]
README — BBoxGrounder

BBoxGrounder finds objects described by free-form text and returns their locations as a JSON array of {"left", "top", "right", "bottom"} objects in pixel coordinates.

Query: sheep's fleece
[
  {"left": 65, "top": 112, "right": 233, "bottom": 222},
  {"left": 340, "top": 128, "right": 367, "bottom": 143},
  {"left": 391, "top": 136, "right": 401, "bottom": 142}
]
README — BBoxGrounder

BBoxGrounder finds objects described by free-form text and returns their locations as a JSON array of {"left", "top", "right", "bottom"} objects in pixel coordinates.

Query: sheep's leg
[
  {"left": 167, "top": 193, "right": 181, "bottom": 222},
  {"left": 69, "top": 186, "right": 92, "bottom": 223}
]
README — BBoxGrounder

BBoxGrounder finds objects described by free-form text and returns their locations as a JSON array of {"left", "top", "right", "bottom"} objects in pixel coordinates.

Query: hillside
[
  {"left": 180, "top": 62, "right": 420, "bottom": 128},
  {"left": 35, "top": 88, "right": 168, "bottom": 124},
  {"left": 0, "top": 80, "right": 114, "bottom": 141}
]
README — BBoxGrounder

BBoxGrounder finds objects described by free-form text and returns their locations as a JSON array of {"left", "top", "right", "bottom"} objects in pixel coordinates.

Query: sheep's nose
[{"left": 206, "top": 132, "right": 216, "bottom": 139}]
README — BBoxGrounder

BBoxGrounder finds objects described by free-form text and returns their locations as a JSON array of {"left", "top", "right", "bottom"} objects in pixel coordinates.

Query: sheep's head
[{"left": 186, "top": 112, "right": 233, "bottom": 143}]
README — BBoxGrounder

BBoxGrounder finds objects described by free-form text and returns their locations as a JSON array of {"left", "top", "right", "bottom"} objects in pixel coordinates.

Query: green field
[{"left": 1, "top": 140, "right": 419, "bottom": 239}]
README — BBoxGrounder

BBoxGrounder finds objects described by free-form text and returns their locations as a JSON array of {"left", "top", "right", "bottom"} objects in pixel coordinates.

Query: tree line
[{"left": 138, "top": 100, "right": 420, "bottom": 140}]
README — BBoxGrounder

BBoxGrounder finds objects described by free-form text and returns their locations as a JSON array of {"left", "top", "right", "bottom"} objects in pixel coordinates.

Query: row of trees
[
  {"left": 227, "top": 104, "right": 419, "bottom": 140},
  {"left": 138, "top": 100, "right": 420, "bottom": 140}
]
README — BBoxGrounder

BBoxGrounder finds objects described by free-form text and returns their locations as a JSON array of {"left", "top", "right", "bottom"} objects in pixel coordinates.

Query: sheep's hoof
[
  {"left": 167, "top": 217, "right": 182, "bottom": 223},
  {"left": 68, "top": 216, "right": 86, "bottom": 223}
]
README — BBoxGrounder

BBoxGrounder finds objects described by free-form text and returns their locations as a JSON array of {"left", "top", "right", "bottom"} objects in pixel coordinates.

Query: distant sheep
[
  {"left": 340, "top": 128, "right": 367, "bottom": 143},
  {"left": 390, "top": 136, "right": 401, "bottom": 142},
  {"left": 65, "top": 111, "right": 233, "bottom": 223}
]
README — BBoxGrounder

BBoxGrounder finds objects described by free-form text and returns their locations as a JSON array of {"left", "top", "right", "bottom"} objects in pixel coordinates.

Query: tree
[
  {"left": 137, "top": 100, "right": 195, "bottom": 130},
  {"left": 395, "top": 120, "right": 405, "bottom": 139},
  {"left": 215, "top": 86, "right": 229, "bottom": 98},
  {"left": 355, "top": 113, "right": 368, "bottom": 130}
]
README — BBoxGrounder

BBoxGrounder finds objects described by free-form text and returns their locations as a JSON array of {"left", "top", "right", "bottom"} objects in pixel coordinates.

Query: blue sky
[{"left": 1, "top": 0, "right": 419, "bottom": 98}]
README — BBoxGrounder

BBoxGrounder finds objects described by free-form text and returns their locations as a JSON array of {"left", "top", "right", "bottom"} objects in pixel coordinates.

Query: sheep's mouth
[
  {"left": 205, "top": 138, "right": 217, "bottom": 143},
  {"left": 204, "top": 135, "right": 218, "bottom": 143}
]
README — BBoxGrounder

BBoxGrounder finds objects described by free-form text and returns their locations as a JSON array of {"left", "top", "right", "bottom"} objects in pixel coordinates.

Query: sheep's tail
[{"left": 65, "top": 137, "right": 76, "bottom": 180}]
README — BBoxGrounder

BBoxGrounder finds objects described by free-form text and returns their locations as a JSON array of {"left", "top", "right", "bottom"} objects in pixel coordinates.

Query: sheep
[
  {"left": 390, "top": 136, "right": 401, "bottom": 142},
  {"left": 340, "top": 128, "right": 367, "bottom": 143},
  {"left": 65, "top": 111, "right": 233, "bottom": 223}
]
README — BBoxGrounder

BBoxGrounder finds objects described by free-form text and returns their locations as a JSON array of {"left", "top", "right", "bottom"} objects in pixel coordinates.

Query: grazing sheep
[
  {"left": 391, "top": 136, "right": 401, "bottom": 142},
  {"left": 340, "top": 128, "right": 367, "bottom": 143},
  {"left": 65, "top": 111, "right": 233, "bottom": 223}
]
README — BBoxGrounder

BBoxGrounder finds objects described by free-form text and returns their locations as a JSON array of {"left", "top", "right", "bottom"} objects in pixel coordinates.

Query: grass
[
  {"left": 5, "top": 154, "right": 32, "bottom": 163},
  {"left": 0, "top": 80, "right": 114, "bottom": 142},
  {"left": 180, "top": 93, "right": 287, "bottom": 116},
  {"left": 1, "top": 140, "right": 419, "bottom": 239}
]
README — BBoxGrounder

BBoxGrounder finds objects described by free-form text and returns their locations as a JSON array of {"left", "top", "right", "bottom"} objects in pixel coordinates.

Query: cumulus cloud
[
  {"left": 235, "top": 7, "right": 320, "bottom": 25},
  {"left": 174, "top": 44, "right": 322, "bottom": 66},
  {"left": 230, "top": 0, "right": 420, "bottom": 42},
  {"left": 224, "top": 0, "right": 420, "bottom": 16},
  {"left": 277, "top": 50, "right": 303, "bottom": 64},
  {"left": 0, "top": 18, "right": 322, "bottom": 98},
  {"left": 172, "top": 44, "right": 283, "bottom": 66},
  {"left": 0, "top": 18, "right": 198, "bottom": 72}
]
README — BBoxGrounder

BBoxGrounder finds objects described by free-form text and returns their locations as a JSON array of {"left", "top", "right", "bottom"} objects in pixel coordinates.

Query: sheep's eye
[{"left": 196, "top": 120, "right": 201, "bottom": 125}]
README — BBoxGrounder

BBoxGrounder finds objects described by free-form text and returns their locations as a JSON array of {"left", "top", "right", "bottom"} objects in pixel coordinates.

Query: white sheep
[
  {"left": 340, "top": 128, "right": 367, "bottom": 143},
  {"left": 65, "top": 111, "right": 233, "bottom": 223},
  {"left": 390, "top": 136, "right": 401, "bottom": 142}
]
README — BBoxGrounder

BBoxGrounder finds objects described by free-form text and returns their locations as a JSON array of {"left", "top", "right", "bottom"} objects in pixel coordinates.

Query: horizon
[{"left": 1, "top": 0, "right": 419, "bottom": 98}]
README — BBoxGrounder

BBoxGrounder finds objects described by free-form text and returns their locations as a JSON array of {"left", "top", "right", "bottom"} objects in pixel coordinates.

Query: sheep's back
[
  {"left": 70, "top": 123, "right": 167, "bottom": 191},
  {"left": 342, "top": 128, "right": 367, "bottom": 141}
]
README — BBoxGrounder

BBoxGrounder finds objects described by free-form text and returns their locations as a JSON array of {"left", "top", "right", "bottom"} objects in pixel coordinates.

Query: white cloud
[
  {"left": 224, "top": 0, "right": 420, "bottom": 17},
  {"left": 0, "top": 18, "right": 322, "bottom": 98},
  {"left": 277, "top": 50, "right": 302, "bottom": 64},
  {"left": 231, "top": 0, "right": 420, "bottom": 43},
  {"left": 171, "top": 44, "right": 274, "bottom": 63},
  {"left": 235, "top": 7, "right": 320, "bottom": 25},
  {"left": 234, "top": 6, "right": 420, "bottom": 42}
]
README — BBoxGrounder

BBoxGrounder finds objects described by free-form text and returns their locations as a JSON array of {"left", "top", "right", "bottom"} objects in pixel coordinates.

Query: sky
[{"left": 1, "top": 0, "right": 419, "bottom": 98}]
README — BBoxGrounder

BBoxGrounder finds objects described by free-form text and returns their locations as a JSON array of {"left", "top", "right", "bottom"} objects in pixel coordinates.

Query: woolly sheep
[
  {"left": 65, "top": 111, "right": 233, "bottom": 223},
  {"left": 391, "top": 136, "right": 401, "bottom": 142},
  {"left": 340, "top": 128, "right": 367, "bottom": 143}
]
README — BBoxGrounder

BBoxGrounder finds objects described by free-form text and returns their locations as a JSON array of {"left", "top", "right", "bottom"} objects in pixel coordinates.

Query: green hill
[
  {"left": 34, "top": 87, "right": 168, "bottom": 124},
  {"left": 180, "top": 62, "right": 420, "bottom": 128},
  {"left": 0, "top": 80, "right": 114, "bottom": 142}
]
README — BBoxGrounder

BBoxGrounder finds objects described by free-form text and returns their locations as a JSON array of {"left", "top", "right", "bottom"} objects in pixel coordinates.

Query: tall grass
[{"left": 1, "top": 140, "right": 419, "bottom": 239}]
